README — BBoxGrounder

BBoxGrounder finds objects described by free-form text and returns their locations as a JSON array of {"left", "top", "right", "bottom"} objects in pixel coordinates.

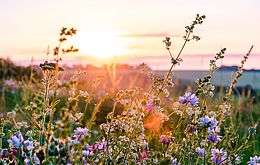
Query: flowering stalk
[
  {"left": 226, "top": 45, "right": 254, "bottom": 98},
  {"left": 157, "top": 14, "right": 205, "bottom": 97},
  {"left": 105, "top": 101, "right": 118, "bottom": 158}
]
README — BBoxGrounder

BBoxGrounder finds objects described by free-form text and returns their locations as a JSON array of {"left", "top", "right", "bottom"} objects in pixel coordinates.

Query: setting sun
[{"left": 74, "top": 31, "right": 129, "bottom": 59}]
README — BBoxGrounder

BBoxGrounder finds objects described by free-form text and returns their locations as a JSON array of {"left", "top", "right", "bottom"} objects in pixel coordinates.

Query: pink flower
[
  {"left": 160, "top": 135, "right": 170, "bottom": 145},
  {"left": 140, "top": 152, "right": 148, "bottom": 158},
  {"left": 12, "top": 149, "right": 18, "bottom": 156},
  {"left": 4, "top": 152, "right": 9, "bottom": 158}
]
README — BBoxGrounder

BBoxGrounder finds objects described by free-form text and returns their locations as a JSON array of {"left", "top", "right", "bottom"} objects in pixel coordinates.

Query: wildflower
[
  {"left": 171, "top": 157, "right": 180, "bottom": 165},
  {"left": 160, "top": 135, "right": 170, "bottom": 145},
  {"left": 153, "top": 158, "right": 159, "bottom": 164},
  {"left": 73, "top": 127, "right": 89, "bottom": 142},
  {"left": 199, "top": 116, "right": 210, "bottom": 127},
  {"left": 186, "top": 107, "right": 194, "bottom": 116},
  {"left": 179, "top": 92, "right": 198, "bottom": 106},
  {"left": 140, "top": 140, "right": 149, "bottom": 149},
  {"left": 146, "top": 101, "right": 153, "bottom": 113},
  {"left": 3, "top": 79, "right": 17, "bottom": 88},
  {"left": 24, "top": 140, "right": 34, "bottom": 151},
  {"left": 4, "top": 151, "right": 9, "bottom": 158},
  {"left": 140, "top": 152, "right": 148, "bottom": 159},
  {"left": 195, "top": 147, "right": 205, "bottom": 158},
  {"left": 186, "top": 124, "right": 197, "bottom": 134},
  {"left": 8, "top": 132, "right": 24, "bottom": 148},
  {"left": 83, "top": 144, "right": 94, "bottom": 156},
  {"left": 82, "top": 150, "right": 90, "bottom": 157},
  {"left": 97, "top": 139, "right": 107, "bottom": 150},
  {"left": 0, "top": 150, "right": 10, "bottom": 158},
  {"left": 234, "top": 156, "right": 241, "bottom": 164},
  {"left": 199, "top": 116, "right": 218, "bottom": 128},
  {"left": 248, "top": 156, "right": 260, "bottom": 165},
  {"left": 211, "top": 148, "right": 227, "bottom": 164},
  {"left": 207, "top": 134, "right": 222, "bottom": 143},
  {"left": 163, "top": 37, "right": 172, "bottom": 50},
  {"left": 12, "top": 149, "right": 18, "bottom": 156},
  {"left": 208, "top": 126, "right": 220, "bottom": 134},
  {"left": 31, "top": 153, "right": 41, "bottom": 165},
  {"left": 93, "top": 139, "right": 107, "bottom": 151}
]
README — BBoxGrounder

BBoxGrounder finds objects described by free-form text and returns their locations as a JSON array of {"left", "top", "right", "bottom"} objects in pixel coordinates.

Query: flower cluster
[
  {"left": 179, "top": 92, "right": 199, "bottom": 106},
  {"left": 248, "top": 156, "right": 260, "bottom": 165},
  {"left": 8, "top": 132, "right": 24, "bottom": 148},
  {"left": 72, "top": 127, "right": 89, "bottom": 143},
  {"left": 211, "top": 148, "right": 227, "bottom": 164},
  {"left": 199, "top": 116, "right": 222, "bottom": 143},
  {"left": 195, "top": 147, "right": 205, "bottom": 158}
]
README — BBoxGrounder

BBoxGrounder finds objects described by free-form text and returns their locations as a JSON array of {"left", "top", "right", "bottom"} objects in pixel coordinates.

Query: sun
[{"left": 74, "top": 31, "right": 129, "bottom": 59}]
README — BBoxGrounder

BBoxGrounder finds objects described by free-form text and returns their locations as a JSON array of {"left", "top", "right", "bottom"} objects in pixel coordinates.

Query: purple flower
[
  {"left": 73, "top": 127, "right": 89, "bottom": 142},
  {"left": 160, "top": 135, "right": 170, "bottom": 145},
  {"left": 186, "top": 124, "right": 197, "bottom": 134},
  {"left": 248, "top": 156, "right": 260, "bottom": 165},
  {"left": 179, "top": 92, "right": 199, "bottom": 106},
  {"left": 210, "top": 118, "right": 218, "bottom": 127},
  {"left": 208, "top": 126, "right": 220, "bottom": 134},
  {"left": 199, "top": 116, "right": 218, "bottom": 128},
  {"left": 93, "top": 139, "right": 107, "bottom": 151},
  {"left": 146, "top": 102, "right": 153, "bottom": 112},
  {"left": 12, "top": 149, "right": 18, "bottom": 156},
  {"left": 8, "top": 132, "right": 24, "bottom": 148},
  {"left": 24, "top": 140, "right": 34, "bottom": 151},
  {"left": 4, "top": 80, "right": 16, "bottom": 88},
  {"left": 82, "top": 148, "right": 94, "bottom": 157},
  {"left": 195, "top": 147, "right": 205, "bottom": 158},
  {"left": 208, "top": 134, "right": 222, "bottom": 143},
  {"left": 171, "top": 157, "right": 180, "bottom": 165},
  {"left": 211, "top": 148, "right": 227, "bottom": 164},
  {"left": 199, "top": 116, "right": 211, "bottom": 127}
]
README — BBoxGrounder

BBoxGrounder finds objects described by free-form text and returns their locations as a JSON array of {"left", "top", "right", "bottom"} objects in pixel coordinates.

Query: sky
[{"left": 0, "top": 0, "right": 260, "bottom": 70}]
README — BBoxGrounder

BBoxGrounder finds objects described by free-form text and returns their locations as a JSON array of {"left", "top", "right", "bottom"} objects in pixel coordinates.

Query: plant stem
[
  {"left": 105, "top": 102, "right": 118, "bottom": 158},
  {"left": 156, "top": 32, "right": 191, "bottom": 97},
  {"left": 40, "top": 79, "right": 49, "bottom": 146}
]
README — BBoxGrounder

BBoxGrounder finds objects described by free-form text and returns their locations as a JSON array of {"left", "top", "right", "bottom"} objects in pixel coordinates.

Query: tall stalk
[{"left": 40, "top": 79, "right": 49, "bottom": 147}]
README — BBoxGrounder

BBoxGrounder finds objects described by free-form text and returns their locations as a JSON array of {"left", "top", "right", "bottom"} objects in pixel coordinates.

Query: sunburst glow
[{"left": 74, "top": 31, "right": 129, "bottom": 59}]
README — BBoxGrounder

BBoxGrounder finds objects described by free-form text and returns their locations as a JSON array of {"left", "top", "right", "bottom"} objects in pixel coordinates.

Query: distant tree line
[{"left": 0, "top": 58, "right": 42, "bottom": 81}]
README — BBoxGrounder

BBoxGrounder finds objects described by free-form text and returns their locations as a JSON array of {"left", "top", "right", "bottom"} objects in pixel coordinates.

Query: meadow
[{"left": 0, "top": 15, "right": 259, "bottom": 164}]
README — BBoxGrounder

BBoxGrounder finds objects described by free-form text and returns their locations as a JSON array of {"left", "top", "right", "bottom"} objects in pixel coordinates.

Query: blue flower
[
  {"left": 211, "top": 148, "right": 227, "bottom": 164},
  {"left": 199, "top": 116, "right": 211, "bottom": 127},
  {"left": 8, "top": 132, "right": 24, "bottom": 149},
  {"left": 171, "top": 157, "right": 180, "bottom": 165},
  {"left": 179, "top": 92, "right": 199, "bottom": 106},
  {"left": 199, "top": 116, "right": 218, "bottom": 128},
  {"left": 208, "top": 134, "right": 222, "bottom": 143},
  {"left": 195, "top": 147, "right": 205, "bottom": 158},
  {"left": 208, "top": 126, "right": 220, "bottom": 134},
  {"left": 73, "top": 127, "right": 89, "bottom": 142},
  {"left": 248, "top": 156, "right": 260, "bottom": 165},
  {"left": 24, "top": 140, "right": 34, "bottom": 151}
]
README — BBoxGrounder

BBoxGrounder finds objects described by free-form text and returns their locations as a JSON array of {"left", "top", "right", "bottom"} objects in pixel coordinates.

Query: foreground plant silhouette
[{"left": 0, "top": 15, "right": 259, "bottom": 165}]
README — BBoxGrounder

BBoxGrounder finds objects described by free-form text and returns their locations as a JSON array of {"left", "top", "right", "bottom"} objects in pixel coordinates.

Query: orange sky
[{"left": 0, "top": 0, "right": 260, "bottom": 69}]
